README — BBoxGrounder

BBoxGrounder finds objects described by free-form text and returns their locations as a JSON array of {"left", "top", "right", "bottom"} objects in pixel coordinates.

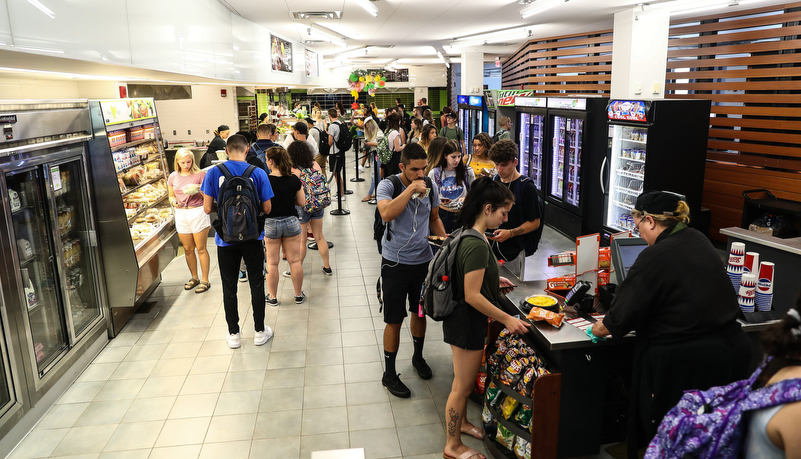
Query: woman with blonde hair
[
  {"left": 263, "top": 146, "right": 307, "bottom": 305},
  {"left": 168, "top": 148, "right": 212, "bottom": 293},
  {"left": 409, "top": 118, "right": 424, "bottom": 144},
  {"left": 418, "top": 124, "right": 439, "bottom": 153},
  {"left": 362, "top": 117, "right": 383, "bottom": 202},
  {"left": 466, "top": 132, "right": 495, "bottom": 178}
]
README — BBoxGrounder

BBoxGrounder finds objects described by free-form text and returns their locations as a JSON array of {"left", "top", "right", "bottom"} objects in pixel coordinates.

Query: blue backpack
[
  {"left": 646, "top": 358, "right": 801, "bottom": 459},
  {"left": 214, "top": 163, "right": 261, "bottom": 243}
]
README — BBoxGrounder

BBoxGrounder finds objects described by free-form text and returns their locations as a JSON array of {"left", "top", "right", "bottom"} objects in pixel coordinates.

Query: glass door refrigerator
[
  {"left": 457, "top": 95, "right": 487, "bottom": 154},
  {"left": 0, "top": 100, "right": 108, "bottom": 442},
  {"left": 544, "top": 97, "right": 610, "bottom": 240},
  {"left": 87, "top": 98, "right": 179, "bottom": 336},
  {"left": 513, "top": 97, "right": 549, "bottom": 196},
  {"left": 601, "top": 99, "right": 711, "bottom": 244}
]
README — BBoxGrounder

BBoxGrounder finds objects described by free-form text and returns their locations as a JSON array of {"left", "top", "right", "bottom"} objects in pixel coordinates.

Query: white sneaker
[
  {"left": 254, "top": 327, "right": 273, "bottom": 346},
  {"left": 358, "top": 165, "right": 365, "bottom": 172},
  {"left": 226, "top": 333, "right": 241, "bottom": 349}
]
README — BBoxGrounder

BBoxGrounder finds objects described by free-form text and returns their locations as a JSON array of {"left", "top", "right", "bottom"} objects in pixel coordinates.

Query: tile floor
[{"left": 6, "top": 172, "right": 587, "bottom": 459}]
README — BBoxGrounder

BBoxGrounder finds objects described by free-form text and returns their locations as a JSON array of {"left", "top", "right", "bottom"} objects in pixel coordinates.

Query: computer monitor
[{"left": 611, "top": 237, "right": 648, "bottom": 283}]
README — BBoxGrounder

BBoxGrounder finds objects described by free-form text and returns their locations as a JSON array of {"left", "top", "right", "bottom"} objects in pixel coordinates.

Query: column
[
  {"left": 460, "top": 52, "right": 484, "bottom": 95},
  {"left": 610, "top": 7, "right": 670, "bottom": 99}
]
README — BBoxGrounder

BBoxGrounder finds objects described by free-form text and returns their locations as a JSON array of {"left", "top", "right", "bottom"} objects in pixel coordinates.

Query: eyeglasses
[{"left": 634, "top": 215, "right": 647, "bottom": 232}]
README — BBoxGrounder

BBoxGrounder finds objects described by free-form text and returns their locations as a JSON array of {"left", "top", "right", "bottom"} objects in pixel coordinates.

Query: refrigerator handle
[{"left": 600, "top": 157, "right": 607, "bottom": 194}]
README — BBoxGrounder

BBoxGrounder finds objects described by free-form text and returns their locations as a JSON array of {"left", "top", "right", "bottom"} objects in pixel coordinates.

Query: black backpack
[
  {"left": 213, "top": 163, "right": 262, "bottom": 243},
  {"left": 372, "top": 174, "right": 434, "bottom": 254},
  {"left": 422, "top": 227, "right": 483, "bottom": 320},
  {"left": 492, "top": 129, "right": 506, "bottom": 143},
  {"left": 312, "top": 127, "right": 330, "bottom": 156},
  {"left": 333, "top": 121, "right": 353, "bottom": 154}
]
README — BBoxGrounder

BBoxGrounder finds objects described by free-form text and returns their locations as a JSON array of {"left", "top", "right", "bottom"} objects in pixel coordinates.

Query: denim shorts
[
  {"left": 264, "top": 216, "right": 301, "bottom": 239},
  {"left": 296, "top": 205, "right": 324, "bottom": 224}
]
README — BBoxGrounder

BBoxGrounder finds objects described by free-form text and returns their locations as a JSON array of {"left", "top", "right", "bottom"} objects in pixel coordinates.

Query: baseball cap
[{"left": 635, "top": 190, "right": 686, "bottom": 216}]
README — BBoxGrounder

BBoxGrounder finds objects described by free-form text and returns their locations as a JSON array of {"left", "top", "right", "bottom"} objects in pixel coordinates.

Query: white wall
[
  {"left": 0, "top": 77, "right": 80, "bottom": 99},
  {"left": 611, "top": 8, "right": 670, "bottom": 99},
  {"left": 155, "top": 85, "right": 238, "bottom": 144}
]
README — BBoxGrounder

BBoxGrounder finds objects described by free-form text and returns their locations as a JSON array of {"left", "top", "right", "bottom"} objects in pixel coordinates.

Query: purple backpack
[{"left": 646, "top": 358, "right": 801, "bottom": 459}]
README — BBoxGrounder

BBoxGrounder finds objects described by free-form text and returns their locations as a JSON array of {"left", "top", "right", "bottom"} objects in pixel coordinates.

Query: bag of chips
[
  {"left": 515, "top": 366, "right": 537, "bottom": 397},
  {"left": 486, "top": 382, "right": 502, "bottom": 406},
  {"left": 514, "top": 404, "right": 533, "bottom": 430},
  {"left": 499, "top": 358, "right": 526, "bottom": 387},
  {"left": 526, "top": 306, "right": 565, "bottom": 328},
  {"left": 515, "top": 436, "right": 532, "bottom": 459},
  {"left": 500, "top": 395, "right": 520, "bottom": 420},
  {"left": 496, "top": 425, "right": 515, "bottom": 450},
  {"left": 475, "top": 371, "right": 487, "bottom": 395}
]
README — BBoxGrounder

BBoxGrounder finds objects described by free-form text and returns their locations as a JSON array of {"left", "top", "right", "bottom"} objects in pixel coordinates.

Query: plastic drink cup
[{"left": 727, "top": 242, "right": 746, "bottom": 292}]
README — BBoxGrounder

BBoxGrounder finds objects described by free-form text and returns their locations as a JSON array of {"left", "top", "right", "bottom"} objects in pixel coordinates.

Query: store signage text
[
  {"left": 607, "top": 100, "right": 647, "bottom": 122},
  {"left": 0, "top": 115, "right": 17, "bottom": 124},
  {"left": 515, "top": 97, "right": 547, "bottom": 108},
  {"left": 548, "top": 98, "right": 587, "bottom": 110},
  {"left": 497, "top": 90, "right": 534, "bottom": 107}
]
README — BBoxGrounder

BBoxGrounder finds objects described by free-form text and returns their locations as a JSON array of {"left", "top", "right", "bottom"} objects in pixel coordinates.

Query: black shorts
[
  {"left": 443, "top": 302, "right": 489, "bottom": 351},
  {"left": 329, "top": 154, "right": 345, "bottom": 174},
  {"left": 381, "top": 258, "right": 428, "bottom": 324}
]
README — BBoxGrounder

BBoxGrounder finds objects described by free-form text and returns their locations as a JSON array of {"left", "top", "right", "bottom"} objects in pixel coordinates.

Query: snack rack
[{"left": 87, "top": 98, "right": 179, "bottom": 336}]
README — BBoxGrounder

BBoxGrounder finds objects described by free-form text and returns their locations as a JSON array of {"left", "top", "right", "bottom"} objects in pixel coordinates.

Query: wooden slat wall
[
  {"left": 665, "top": 2, "right": 801, "bottom": 242},
  {"left": 502, "top": 30, "right": 613, "bottom": 95}
]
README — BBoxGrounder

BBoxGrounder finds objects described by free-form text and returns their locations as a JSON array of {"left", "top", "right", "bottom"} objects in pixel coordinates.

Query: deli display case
[
  {"left": 87, "top": 98, "right": 179, "bottom": 336},
  {"left": 0, "top": 100, "right": 108, "bottom": 450}
]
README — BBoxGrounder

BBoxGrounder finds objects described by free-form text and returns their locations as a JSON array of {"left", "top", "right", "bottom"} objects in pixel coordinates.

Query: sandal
[
  {"left": 195, "top": 281, "right": 211, "bottom": 293},
  {"left": 362, "top": 195, "right": 372, "bottom": 202},
  {"left": 461, "top": 424, "right": 485, "bottom": 440},
  {"left": 184, "top": 277, "right": 200, "bottom": 290},
  {"left": 443, "top": 448, "right": 485, "bottom": 459}
]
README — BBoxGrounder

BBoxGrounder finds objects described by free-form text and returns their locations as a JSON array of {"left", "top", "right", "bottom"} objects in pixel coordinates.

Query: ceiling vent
[{"left": 292, "top": 11, "right": 342, "bottom": 20}]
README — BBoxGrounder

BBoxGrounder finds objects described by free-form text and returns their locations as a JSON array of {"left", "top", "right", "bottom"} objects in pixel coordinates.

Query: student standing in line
[
  {"left": 428, "top": 140, "right": 476, "bottom": 234},
  {"left": 497, "top": 116, "right": 513, "bottom": 140},
  {"left": 287, "top": 141, "right": 333, "bottom": 276},
  {"left": 466, "top": 133, "right": 495, "bottom": 178},
  {"left": 384, "top": 112, "right": 405, "bottom": 176},
  {"left": 409, "top": 118, "right": 424, "bottom": 144},
  {"left": 377, "top": 144, "right": 446, "bottom": 398},
  {"left": 263, "top": 146, "right": 307, "bottom": 306},
  {"left": 442, "top": 177, "right": 530, "bottom": 459},
  {"left": 362, "top": 117, "right": 383, "bottom": 202},
  {"left": 168, "top": 148, "right": 211, "bottom": 293},
  {"left": 440, "top": 112, "right": 466, "bottom": 154},
  {"left": 201, "top": 135, "right": 274, "bottom": 349},
  {"left": 419, "top": 124, "right": 439, "bottom": 154},
  {"left": 327, "top": 108, "right": 347, "bottom": 193}
]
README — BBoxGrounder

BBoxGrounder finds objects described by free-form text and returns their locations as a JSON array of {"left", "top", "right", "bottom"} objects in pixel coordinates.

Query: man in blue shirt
[
  {"left": 202, "top": 134, "right": 274, "bottom": 349},
  {"left": 376, "top": 143, "right": 446, "bottom": 397}
]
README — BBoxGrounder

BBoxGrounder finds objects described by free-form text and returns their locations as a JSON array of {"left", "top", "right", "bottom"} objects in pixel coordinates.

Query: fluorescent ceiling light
[
  {"left": 13, "top": 45, "right": 64, "bottom": 54},
  {"left": 520, "top": 0, "right": 567, "bottom": 19},
  {"left": 449, "top": 27, "right": 535, "bottom": 49},
  {"left": 353, "top": 0, "right": 379, "bottom": 17},
  {"left": 28, "top": 0, "right": 55, "bottom": 19},
  {"left": 308, "top": 25, "right": 348, "bottom": 47},
  {"left": 635, "top": 0, "right": 767, "bottom": 18},
  {"left": 432, "top": 46, "right": 452, "bottom": 68}
]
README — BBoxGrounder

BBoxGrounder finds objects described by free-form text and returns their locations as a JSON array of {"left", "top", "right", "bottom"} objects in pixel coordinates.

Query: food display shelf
[
  {"left": 118, "top": 158, "right": 159, "bottom": 175},
  {"left": 613, "top": 200, "right": 635, "bottom": 211},
  {"left": 121, "top": 177, "right": 162, "bottom": 197},
  {"left": 619, "top": 156, "right": 645, "bottom": 164},
  {"left": 615, "top": 186, "right": 640, "bottom": 197},
  {"left": 621, "top": 138, "right": 647, "bottom": 145},
  {"left": 126, "top": 194, "right": 168, "bottom": 225},
  {"left": 111, "top": 138, "right": 156, "bottom": 152},
  {"left": 615, "top": 169, "right": 644, "bottom": 180}
]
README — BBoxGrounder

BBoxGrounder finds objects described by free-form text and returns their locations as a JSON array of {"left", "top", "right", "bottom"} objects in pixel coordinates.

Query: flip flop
[
  {"left": 362, "top": 195, "right": 373, "bottom": 202},
  {"left": 184, "top": 277, "right": 200, "bottom": 290},
  {"left": 461, "top": 425, "right": 485, "bottom": 440},
  {"left": 443, "top": 448, "right": 485, "bottom": 459},
  {"left": 194, "top": 281, "right": 211, "bottom": 293}
]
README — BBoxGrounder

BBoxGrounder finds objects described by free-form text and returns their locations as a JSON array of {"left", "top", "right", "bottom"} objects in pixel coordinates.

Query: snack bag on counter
[
  {"left": 500, "top": 395, "right": 520, "bottom": 420},
  {"left": 500, "top": 358, "right": 526, "bottom": 387},
  {"left": 474, "top": 371, "right": 487, "bottom": 395},
  {"left": 526, "top": 306, "right": 565, "bottom": 328},
  {"left": 515, "top": 436, "right": 532, "bottom": 459},
  {"left": 496, "top": 425, "right": 515, "bottom": 450},
  {"left": 515, "top": 366, "right": 537, "bottom": 397},
  {"left": 514, "top": 404, "right": 533, "bottom": 430}
]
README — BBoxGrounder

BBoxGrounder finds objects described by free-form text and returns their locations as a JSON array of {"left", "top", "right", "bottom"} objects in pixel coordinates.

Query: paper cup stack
[
  {"left": 738, "top": 273, "right": 757, "bottom": 314},
  {"left": 755, "top": 261, "right": 775, "bottom": 312},
  {"left": 726, "top": 242, "right": 746, "bottom": 292}
]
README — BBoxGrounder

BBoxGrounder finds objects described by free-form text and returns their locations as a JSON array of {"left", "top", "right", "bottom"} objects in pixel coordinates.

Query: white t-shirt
[
  {"left": 283, "top": 136, "right": 319, "bottom": 157},
  {"left": 388, "top": 129, "right": 400, "bottom": 151},
  {"left": 428, "top": 167, "right": 475, "bottom": 210},
  {"left": 328, "top": 122, "right": 342, "bottom": 155}
]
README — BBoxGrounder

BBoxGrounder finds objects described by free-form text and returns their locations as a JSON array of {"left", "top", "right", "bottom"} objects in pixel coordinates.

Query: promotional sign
[
  {"left": 99, "top": 98, "right": 157, "bottom": 126},
  {"left": 495, "top": 89, "right": 535, "bottom": 107},
  {"left": 547, "top": 98, "right": 587, "bottom": 110},
  {"left": 484, "top": 91, "right": 496, "bottom": 110},
  {"left": 271, "top": 35, "right": 293, "bottom": 73},
  {"left": 305, "top": 49, "right": 318, "bottom": 78},
  {"left": 607, "top": 100, "right": 648, "bottom": 122},
  {"left": 457, "top": 95, "right": 469, "bottom": 105},
  {"left": 468, "top": 96, "right": 483, "bottom": 107},
  {"left": 515, "top": 97, "right": 547, "bottom": 108}
]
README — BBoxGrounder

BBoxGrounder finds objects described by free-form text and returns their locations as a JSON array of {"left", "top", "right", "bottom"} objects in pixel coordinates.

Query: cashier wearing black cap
[
  {"left": 200, "top": 125, "right": 230, "bottom": 169},
  {"left": 591, "top": 190, "right": 751, "bottom": 457}
]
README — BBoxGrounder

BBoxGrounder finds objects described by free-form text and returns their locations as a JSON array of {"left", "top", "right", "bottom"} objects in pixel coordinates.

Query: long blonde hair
[
  {"left": 631, "top": 200, "right": 691, "bottom": 226},
  {"left": 364, "top": 118, "right": 380, "bottom": 143},
  {"left": 174, "top": 148, "right": 200, "bottom": 174}
]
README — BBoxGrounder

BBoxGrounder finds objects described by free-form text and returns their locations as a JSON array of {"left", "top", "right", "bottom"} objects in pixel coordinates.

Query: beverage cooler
[
  {"left": 457, "top": 95, "right": 487, "bottom": 154},
  {"left": 602, "top": 99, "right": 711, "bottom": 244},
  {"left": 0, "top": 100, "right": 108, "bottom": 447},
  {"left": 544, "top": 97, "right": 609, "bottom": 240},
  {"left": 514, "top": 97, "right": 549, "bottom": 197},
  {"left": 87, "top": 98, "right": 179, "bottom": 336}
]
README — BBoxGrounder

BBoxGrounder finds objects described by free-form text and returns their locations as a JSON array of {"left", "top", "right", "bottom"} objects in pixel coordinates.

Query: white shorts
[{"left": 175, "top": 207, "right": 211, "bottom": 234}]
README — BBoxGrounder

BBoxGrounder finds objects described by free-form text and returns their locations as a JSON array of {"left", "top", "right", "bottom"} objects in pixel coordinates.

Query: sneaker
[
  {"left": 282, "top": 270, "right": 291, "bottom": 278},
  {"left": 238, "top": 270, "right": 247, "bottom": 282},
  {"left": 254, "top": 327, "right": 273, "bottom": 346},
  {"left": 265, "top": 294, "right": 278, "bottom": 306},
  {"left": 321, "top": 266, "right": 333, "bottom": 276},
  {"left": 294, "top": 292, "right": 306, "bottom": 304},
  {"left": 382, "top": 373, "right": 411, "bottom": 398},
  {"left": 358, "top": 165, "right": 365, "bottom": 172},
  {"left": 412, "top": 357, "right": 433, "bottom": 380},
  {"left": 226, "top": 333, "right": 241, "bottom": 349}
]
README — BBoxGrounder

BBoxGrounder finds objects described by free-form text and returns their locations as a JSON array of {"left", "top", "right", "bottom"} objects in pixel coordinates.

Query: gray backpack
[{"left": 422, "top": 227, "right": 483, "bottom": 321}]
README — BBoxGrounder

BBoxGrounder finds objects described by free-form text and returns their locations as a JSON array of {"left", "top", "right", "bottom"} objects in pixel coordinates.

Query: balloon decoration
[{"left": 347, "top": 69, "right": 386, "bottom": 100}]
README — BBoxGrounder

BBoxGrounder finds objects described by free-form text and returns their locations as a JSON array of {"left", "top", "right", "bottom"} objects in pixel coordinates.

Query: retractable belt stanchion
[
  {"left": 351, "top": 137, "right": 365, "bottom": 183},
  {"left": 341, "top": 147, "right": 353, "bottom": 195},
  {"left": 329, "top": 154, "right": 350, "bottom": 216}
]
